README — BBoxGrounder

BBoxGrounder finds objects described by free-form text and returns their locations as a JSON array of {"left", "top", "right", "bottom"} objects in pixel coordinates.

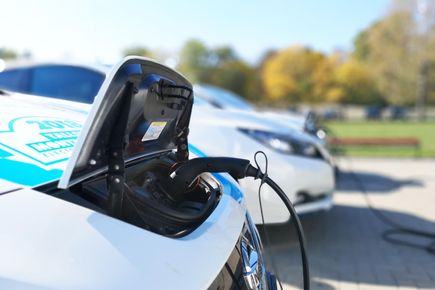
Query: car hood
[
  {"left": 191, "top": 105, "right": 316, "bottom": 144},
  {"left": 255, "top": 110, "right": 327, "bottom": 145},
  {"left": 258, "top": 110, "right": 306, "bottom": 130},
  {"left": 0, "top": 92, "right": 88, "bottom": 189},
  {"left": 59, "top": 57, "right": 193, "bottom": 188},
  {"left": 190, "top": 105, "right": 331, "bottom": 162}
]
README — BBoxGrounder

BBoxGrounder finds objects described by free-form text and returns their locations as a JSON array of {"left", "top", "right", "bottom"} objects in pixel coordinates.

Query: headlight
[
  {"left": 316, "top": 129, "right": 327, "bottom": 140},
  {"left": 238, "top": 128, "right": 321, "bottom": 158}
]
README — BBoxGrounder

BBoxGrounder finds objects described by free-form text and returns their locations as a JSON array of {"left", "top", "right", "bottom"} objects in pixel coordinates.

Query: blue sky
[{"left": 0, "top": 0, "right": 390, "bottom": 64}]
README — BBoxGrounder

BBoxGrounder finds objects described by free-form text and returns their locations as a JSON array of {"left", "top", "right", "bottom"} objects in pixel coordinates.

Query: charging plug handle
[{"left": 166, "top": 157, "right": 258, "bottom": 196}]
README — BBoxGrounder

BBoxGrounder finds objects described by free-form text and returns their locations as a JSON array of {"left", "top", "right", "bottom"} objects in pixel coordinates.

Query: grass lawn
[{"left": 324, "top": 121, "right": 435, "bottom": 158}]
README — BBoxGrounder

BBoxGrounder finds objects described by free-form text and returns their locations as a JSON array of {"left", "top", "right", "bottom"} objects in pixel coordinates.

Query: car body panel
[
  {"left": 0, "top": 185, "right": 245, "bottom": 290},
  {"left": 0, "top": 178, "right": 21, "bottom": 194}
]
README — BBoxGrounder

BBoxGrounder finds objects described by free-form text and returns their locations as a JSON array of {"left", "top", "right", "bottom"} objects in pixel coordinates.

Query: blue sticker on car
[{"left": 0, "top": 116, "right": 82, "bottom": 186}]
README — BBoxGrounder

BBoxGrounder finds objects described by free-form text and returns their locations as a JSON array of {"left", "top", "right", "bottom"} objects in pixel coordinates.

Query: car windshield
[
  {"left": 194, "top": 84, "right": 255, "bottom": 111},
  {"left": 0, "top": 68, "right": 30, "bottom": 93}
]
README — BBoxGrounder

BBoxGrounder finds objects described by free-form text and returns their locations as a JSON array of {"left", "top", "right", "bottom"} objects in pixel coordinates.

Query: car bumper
[{"left": 295, "top": 191, "right": 333, "bottom": 214}]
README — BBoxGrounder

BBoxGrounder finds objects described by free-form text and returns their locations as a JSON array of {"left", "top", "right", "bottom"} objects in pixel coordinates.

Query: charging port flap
[{"left": 58, "top": 57, "right": 194, "bottom": 189}]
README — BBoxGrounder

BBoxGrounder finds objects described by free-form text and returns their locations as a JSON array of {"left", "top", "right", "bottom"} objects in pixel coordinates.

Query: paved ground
[{"left": 261, "top": 158, "right": 435, "bottom": 290}]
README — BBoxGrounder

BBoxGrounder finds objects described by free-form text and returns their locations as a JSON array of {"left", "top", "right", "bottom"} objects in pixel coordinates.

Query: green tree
[
  {"left": 211, "top": 46, "right": 238, "bottom": 63},
  {"left": 424, "top": 16, "right": 435, "bottom": 105},
  {"left": 353, "top": 30, "right": 371, "bottom": 61},
  {"left": 208, "top": 60, "right": 259, "bottom": 101},
  {"left": 177, "top": 39, "right": 212, "bottom": 83},
  {"left": 352, "top": 0, "right": 435, "bottom": 107},
  {"left": 177, "top": 39, "right": 259, "bottom": 100},
  {"left": 353, "top": 11, "right": 417, "bottom": 105},
  {"left": 122, "top": 46, "right": 154, "bottom": 58},
  {"left": 0, "top": 48, "right": 17, "bottom": 60}
]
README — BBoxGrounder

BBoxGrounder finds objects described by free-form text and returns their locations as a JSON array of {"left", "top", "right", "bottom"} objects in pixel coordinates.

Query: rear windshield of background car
[
  {"left": 31, "top": 65, "right": 105, "bottom": 104},
  {"left": 0, "top": 68, "right": 30, "bottom": 93}
]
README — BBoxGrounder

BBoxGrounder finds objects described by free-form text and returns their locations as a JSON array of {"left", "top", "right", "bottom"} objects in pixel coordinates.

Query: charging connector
[
  {"left": 161, "top": 157, "right": 254, "bottom": 197},
  {"left": 163, "top": 156, "right": 310, "bottom": 290}
]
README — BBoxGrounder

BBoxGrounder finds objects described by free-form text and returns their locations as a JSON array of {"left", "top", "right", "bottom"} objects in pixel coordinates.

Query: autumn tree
[
  {"left": 420, "top": 7, "right": 435, "bottom": 106},
  {"left": 261, "top": 46, "right": 335, "bottom": 103},
  {"left": 335, "top": 58, "right": 383, "bottom": 104},
  {"left": 312, "top": 53, "right": 345, "bottom": 103},
  {"left": 352, "top": 0, "right": 435, "bottom": 107},
  {"left": 352, "top": 11, "right": 418, "bottom": 105}
]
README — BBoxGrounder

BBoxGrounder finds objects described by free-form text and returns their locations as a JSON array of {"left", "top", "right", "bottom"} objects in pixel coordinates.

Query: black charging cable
[
  {"left": 254, "top": 152, "right": 284, "bottom": 290},
  {"left": 261, "top": 174, "right": 310, "bottom": 290},
  {"left": 163, "top": 155, "right": 311, "bottom": 290},
  {"left": 344, "top": 158, "right": 435, "bottom": 255}
]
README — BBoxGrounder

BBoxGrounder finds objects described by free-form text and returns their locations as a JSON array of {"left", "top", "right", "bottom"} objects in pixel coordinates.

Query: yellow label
[{"left": 141, "top": 121, "right": 167, "bottom": 141}]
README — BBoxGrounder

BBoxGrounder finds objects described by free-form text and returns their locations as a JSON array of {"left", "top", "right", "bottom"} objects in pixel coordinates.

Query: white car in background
[
  {"left": 0, "top": 57, "right": 277, "bottom": 289},
  {"left": 190, "top": 102, "right": 334, "bottom": 224},
  {"left": 194, "top": 84, "right": 328, "bottom": 141},
  {"left": 0, "top": 60, "right": 335, "bottom": 224}
]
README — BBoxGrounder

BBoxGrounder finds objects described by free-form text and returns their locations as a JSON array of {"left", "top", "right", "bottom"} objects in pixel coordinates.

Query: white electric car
[
  {"left": 189, "top": 104, "right": 334, "bottom": 224},
  {"left": 0, "top": 60, "right": 334, "bottom": 224},
  {"left": 0, "top": 57, "right": 278, "bottom": 289}
]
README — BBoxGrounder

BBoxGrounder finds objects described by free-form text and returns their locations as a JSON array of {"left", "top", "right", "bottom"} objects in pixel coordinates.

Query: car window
[
  {"left": 31, "top": 65, "right": 105, "bottom": 104},
  {"left": 0, "top": 68, "right": 30, "bottom": 93},
  {"left": 193, "top": 94, "right": 214, "bottom": 107},
  {"left": 195, "top": 85, "right": 255, "bottom": 111}
]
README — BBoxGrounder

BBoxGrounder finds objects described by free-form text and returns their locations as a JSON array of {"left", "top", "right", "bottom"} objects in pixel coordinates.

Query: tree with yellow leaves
[
  {"left": 262, "top": 45, "right": 383, "bottom": 105},
  {"left": 335, "top": 58, "right": 383, "bottom": 104},
  {"left": 261, "top": 46, "right": 325, "bottom": 103}
]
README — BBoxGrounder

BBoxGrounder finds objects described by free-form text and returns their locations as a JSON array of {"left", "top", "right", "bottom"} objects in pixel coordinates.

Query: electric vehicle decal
[
  {"left": 189, "top": 144, "right": 244, "bottom": 203},
  {"left": 0, "top": 116, "right": 82, "bottom": 187}
]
